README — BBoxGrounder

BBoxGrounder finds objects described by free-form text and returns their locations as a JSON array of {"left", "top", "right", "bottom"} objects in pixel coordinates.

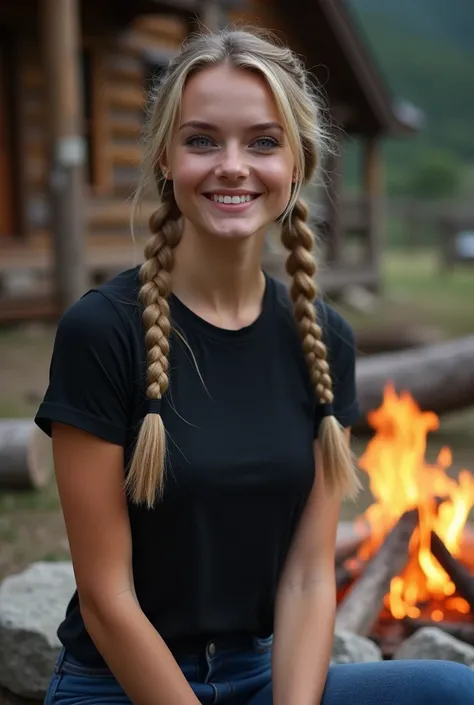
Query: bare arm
[
  {"left": 272, "top": 429, "right": 351, "bottom": 705},
  {"left": 52, "top": 423, "right": 201, "bottom": 705}
]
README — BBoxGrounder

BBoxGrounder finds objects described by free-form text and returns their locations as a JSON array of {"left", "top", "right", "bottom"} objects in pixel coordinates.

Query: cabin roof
[{"left": 115, "top": 0, "right": 421, "bottom": 137}]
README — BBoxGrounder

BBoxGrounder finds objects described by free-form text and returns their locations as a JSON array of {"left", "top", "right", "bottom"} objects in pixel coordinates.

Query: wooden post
[
  {"left": 363, "top": 137, "right": 383, "bottom": 293},
  {"left": 324, "top": 148, "right": 343, "bottom": 265},
  {"left": 200, "top": 0, "right": 223, "bottom": 31},
  {"left": 42, "top": 0, "right": 87, "bottom": 313}
]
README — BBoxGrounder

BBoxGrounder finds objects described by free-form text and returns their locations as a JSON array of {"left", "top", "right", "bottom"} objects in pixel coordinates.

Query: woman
[{"left": 36, "top": 28, "right": 473, "bottom": 705}]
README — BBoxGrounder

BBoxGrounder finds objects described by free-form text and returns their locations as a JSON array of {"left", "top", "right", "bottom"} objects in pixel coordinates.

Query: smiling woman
[
  {"left": 34, "top": 26, "right": 474, "bottom": 705},
  {"left": 163, "top": 65, "right": 295, "bottom": 242}
]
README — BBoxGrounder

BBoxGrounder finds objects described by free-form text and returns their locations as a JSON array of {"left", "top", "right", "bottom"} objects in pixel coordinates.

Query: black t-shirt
[{"left": 35, "top": 266, "right": 360, "bottom": 666}]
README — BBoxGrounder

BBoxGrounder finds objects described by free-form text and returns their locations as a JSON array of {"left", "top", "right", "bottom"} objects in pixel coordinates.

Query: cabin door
[{"left": 0, "top": 42, "right": 15, "bottom": 238}]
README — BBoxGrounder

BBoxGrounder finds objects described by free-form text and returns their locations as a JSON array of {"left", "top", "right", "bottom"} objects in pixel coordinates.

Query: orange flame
[{"left": 356, "top": 383, "right": 474, "bottom": 620}]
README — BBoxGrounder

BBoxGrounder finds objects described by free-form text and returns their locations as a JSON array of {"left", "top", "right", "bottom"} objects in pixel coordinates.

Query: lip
[{"left": 203, "top": 189, "right": 262, "bottom": 197}]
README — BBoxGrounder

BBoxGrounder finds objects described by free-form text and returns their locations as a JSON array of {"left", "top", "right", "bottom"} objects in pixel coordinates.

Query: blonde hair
[{"left": 126, "top": 27, "right": 361, "bottom": 507}]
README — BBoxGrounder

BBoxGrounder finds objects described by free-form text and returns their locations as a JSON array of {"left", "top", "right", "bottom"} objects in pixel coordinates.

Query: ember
[{"left": 354, "top": 384, "right": 474, "bottom": 622}]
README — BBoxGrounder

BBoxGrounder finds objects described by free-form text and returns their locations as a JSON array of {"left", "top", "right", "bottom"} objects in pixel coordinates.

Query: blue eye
[
  {"left": 185, "top": 135, "right": 214, "bottom": 148},
  {"left": 253, "top": 136, "right": 280, "bottom": 150}
]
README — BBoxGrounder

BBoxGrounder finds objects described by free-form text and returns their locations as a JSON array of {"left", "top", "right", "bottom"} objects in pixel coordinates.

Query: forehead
[{"left": 179, "top": 64, "right": 281, "bottom": 127}]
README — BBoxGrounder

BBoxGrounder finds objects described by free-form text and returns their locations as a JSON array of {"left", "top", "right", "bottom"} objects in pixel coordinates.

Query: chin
[{"left": 205, "top": 219, "right": 265, "bottom": 241}]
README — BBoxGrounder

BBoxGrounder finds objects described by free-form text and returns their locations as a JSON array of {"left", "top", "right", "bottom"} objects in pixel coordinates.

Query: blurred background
[{"left": 0, "top": 0, "right": 473, "bottom": 582}]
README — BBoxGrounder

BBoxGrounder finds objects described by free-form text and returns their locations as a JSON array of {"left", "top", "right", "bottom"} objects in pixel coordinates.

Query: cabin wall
[
  {"left": 230, "top": 0, "right": 306, "bottom": 56},
  {"left": 6, "top": 2, "right": 309, "bottom": 245},
  {"left": 10, "top": 14, "right": 187, "bottom": 243}
]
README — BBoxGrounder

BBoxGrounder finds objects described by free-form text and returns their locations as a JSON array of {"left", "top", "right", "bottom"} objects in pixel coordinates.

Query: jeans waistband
[{"left": 166, "top": 632, "right": 272, "bottom": 658}]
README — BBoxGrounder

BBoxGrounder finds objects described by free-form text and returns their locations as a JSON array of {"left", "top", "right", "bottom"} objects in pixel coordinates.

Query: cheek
[
  {"left": 169, "top": 160, "right": 203, "bottom": 214},
  {"left": 261, "top": 158, "right": 293, "bottom": 193}
]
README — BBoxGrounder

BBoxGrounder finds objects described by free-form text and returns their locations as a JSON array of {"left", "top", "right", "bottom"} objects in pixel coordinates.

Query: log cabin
[{"left": 0, "top": 0, "right": 418, "bottom": 322}]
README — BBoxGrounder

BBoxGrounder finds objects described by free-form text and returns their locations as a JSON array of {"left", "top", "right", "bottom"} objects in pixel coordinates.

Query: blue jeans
[{"left": 44, "top": 635, "right": 474, "bottom": 705}]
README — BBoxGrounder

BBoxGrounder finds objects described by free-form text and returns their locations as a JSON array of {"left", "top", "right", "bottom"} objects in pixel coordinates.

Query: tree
[{"left": 408, "top": 150, "right": 462, "bottom": 200}]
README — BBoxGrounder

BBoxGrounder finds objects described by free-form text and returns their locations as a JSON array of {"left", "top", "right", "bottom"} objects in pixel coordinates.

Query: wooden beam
[
  {"left": 89, "top": 50, "right": 111, "bottom": 193},
  {"left": 324, "top": 147, "right": 344, "bottom": 264},
  {"left": 42, "top": 0, "right": 88, "bottom": 311},
  {"left": 362, "top": 136, "right": 383, "bottom": 292},
  {"left": 200, "top": 0, "right": 222, "bottom": 30}
]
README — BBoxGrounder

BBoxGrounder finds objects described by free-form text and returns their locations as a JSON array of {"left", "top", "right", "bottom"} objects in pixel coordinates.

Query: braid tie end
[
  {"left": 321, "top": 402, "right": 334, "bottom": 418},
  {"left": 147, "top": 398, "right": 162, "bottom": 415}
]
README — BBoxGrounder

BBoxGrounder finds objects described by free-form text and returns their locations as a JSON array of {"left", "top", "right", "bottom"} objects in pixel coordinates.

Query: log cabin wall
[{"left": 12, "top": 14, "right": 187, "bottom": 244}]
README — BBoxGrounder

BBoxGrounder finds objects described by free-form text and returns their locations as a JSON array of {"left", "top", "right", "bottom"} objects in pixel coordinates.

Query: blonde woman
[{"left": 36, "top": 28, "right": 473, "bottom": 705}]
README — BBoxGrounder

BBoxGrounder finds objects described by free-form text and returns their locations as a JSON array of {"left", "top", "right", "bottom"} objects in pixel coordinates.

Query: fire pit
[{"left": 335, "top": 384, "right": 474, "bottom": 658}]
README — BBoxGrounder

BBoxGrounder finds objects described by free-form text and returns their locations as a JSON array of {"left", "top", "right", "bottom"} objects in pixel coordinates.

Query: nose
[{"left": 215, "top": 144, "right": 249, "bottom": 180}]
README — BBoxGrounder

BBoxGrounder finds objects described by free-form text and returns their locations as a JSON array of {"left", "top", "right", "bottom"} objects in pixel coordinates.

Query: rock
[
  {"left": 394, "top": 627, "right": 474, "bottom": 667},
  {"left": 331, "top": 629, "right": 383, "bottom": 664},
  {"left": 0, "top": 562, "right": 75, "bottom": 699}
]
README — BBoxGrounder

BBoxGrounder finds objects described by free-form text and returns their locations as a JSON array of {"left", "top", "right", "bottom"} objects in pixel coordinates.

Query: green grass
[
  {"left": 0, "top": 479, "right": 60, "bottom": 514},
  {"left": 335, "top": 249, "right": 474, "bottom": 339}
]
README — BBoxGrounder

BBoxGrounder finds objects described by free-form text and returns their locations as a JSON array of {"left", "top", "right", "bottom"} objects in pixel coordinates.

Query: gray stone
[
  {"left": 0, "top": 562, "right": 75, "bottom": 699},
  {"left": 331, "top": 629, "right": 383, "bottom": 664},
  {"left": 394, "top": 627, "right": 474, "bottom": 667}
]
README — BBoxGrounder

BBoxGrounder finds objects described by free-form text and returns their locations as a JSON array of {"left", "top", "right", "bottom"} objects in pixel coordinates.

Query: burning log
[
  {"left": 430, "top": 532, "right": 474, "bottom": 614},
  {"left": 335, "top": 522, "right": 370, "bottom": 589},
  {"left": 335, "top": 560, "right": 362, "bottom": 590},
  {"left": 335, "top": 509, "right": 419, "bottom": 636},
  {"left": 404, "top": 617, "right": 474, "bottom": 648},
  {"left": 355, "top": 335, "right": 474, "bottom": 430},
  {"left": 335, "top": 533, "right": 368, "bottom": 564}
]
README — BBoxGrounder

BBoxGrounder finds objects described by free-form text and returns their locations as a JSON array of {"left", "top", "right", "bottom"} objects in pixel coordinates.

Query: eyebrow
[{"left": 178, "top": 120, "right": 284, "bottom": 133}]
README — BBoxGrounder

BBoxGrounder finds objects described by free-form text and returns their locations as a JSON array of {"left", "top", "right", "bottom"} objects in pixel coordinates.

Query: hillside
[{"left": 345, "top": 0, "right": 474, "bottom": 196}]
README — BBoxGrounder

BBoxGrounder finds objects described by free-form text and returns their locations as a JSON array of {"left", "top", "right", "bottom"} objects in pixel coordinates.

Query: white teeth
[{"left": 211, "top": 194, "right": 252, "bottom": 204}]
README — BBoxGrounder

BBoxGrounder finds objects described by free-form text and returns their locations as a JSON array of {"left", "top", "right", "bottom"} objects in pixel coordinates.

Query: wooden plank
[
  {"left": 109, "top": 143, "right": 143, "bottom": 168},
  {"left": 132, "top": 15, "right": 187, "bottom": 38},
  {"left": 107, "top": 63, "right": 144, "bottom": 84},
  {"left": 109, "top": 119, "right": 141, "bottom": 140},
  {"left": 108, "top": 87, "right": 145, "bottom": 112}
]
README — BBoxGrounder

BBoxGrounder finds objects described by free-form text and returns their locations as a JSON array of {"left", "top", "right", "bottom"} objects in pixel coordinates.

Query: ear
[
  {"left": 159, "top": 153, "right": 172, "bottom": 180},
  {"left": 292, "top": 168, "right": 298, "bottom": 184}
]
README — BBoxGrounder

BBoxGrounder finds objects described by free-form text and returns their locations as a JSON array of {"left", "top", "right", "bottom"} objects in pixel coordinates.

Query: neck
[{"left": 171, "top": 224, "right": 267, "bottom": 326}]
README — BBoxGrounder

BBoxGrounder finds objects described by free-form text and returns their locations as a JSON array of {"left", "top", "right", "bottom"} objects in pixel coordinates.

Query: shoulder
[
  {"left": 54, "top": 267, "right": 142, "bottom": 353},
  {"left": 314, "top": 299, "right": 357, "bottom": 369}
]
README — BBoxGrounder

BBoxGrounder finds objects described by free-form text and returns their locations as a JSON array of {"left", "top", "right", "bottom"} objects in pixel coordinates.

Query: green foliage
[
  {"left": 344, "top": 1, "right": 474, "bottom": 196},
  {"left": 408, "top": 150, "right": 462, "bottom": 200}
]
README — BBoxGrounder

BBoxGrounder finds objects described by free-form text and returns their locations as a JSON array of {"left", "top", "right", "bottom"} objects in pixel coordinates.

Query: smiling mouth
[{"left": 204, "top": 193, "right": 260, "bottom": 205}]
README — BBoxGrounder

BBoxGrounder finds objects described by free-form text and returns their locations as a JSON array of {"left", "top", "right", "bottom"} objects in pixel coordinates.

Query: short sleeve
[
  {"left": 35, "top": 291, "right": 133, "bottom": 445},
  {"left": 314, "top": 302, "right": 360, "bottom": 437}
]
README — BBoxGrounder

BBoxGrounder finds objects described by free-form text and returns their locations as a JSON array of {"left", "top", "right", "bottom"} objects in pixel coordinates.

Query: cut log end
[{"left": 0, "top": 419, "right": 53, "bottom": 491}]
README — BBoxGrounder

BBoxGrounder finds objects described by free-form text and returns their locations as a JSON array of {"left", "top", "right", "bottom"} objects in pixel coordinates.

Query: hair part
[{"left": 128, "top": 26, "right": 360, "bottom": 508}]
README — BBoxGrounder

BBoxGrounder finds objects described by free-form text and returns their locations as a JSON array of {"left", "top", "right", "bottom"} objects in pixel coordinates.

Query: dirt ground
[{"left": 0, "top": 309, "right": 473, "bottom": 582}]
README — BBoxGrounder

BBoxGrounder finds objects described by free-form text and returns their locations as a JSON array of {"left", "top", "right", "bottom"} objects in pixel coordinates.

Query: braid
[
  {"left": 125, "top": 184, "right": 182, "bottom": 507},
  {"left": 281, "top": 198, "right": 360, "bottom": 499}
]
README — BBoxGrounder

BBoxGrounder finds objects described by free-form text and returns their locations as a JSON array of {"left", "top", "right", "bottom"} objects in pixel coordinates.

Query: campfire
[{"left": 335, "top": 384, "right": 474, "bottom": 657}]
